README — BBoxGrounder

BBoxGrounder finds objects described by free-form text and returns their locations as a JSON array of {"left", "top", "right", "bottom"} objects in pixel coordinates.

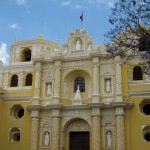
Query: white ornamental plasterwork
[
  {"left": 62, "top": 68, "right": 92, "bottom": 80},
  {"left": 40, "top": 118, "right": 52, "bottom": 127},
  {"left": 31, "top": 118, "right": 39, "bottom": 150},
  {"left": 62, "top": 60, "right": 92, "bottom": 68},
  {"left": 86, "top": 80, "right": 92, "bottom": 98},
  {"left": 63, "top": 80, "right": 71, "bottom": 99},
  {"left": 42, "top": 68, "right": 54, "bottom": 80},
  {"left": 15, "top": 47, "right": 20, "bottom": 62},
  {"left": 101, "top": 110, "right": 116, "bottom": 126},
  {"left": 66, "top": 119, "right": 90, "bottom": 132},
  {"left": 18, "top": 71, "right": 24, "bottom": 87},
  {"left": 52, "top": 117, "right": 60, "bottom": 148},
  {"left": 101, "top": 64, "right": 115, "bottom": 75},
  {"left": 3, "top": 67, "right": 33, "bottom": 73},
  {"left": 3, "top": 72, "right": 9, "bottom": 88},
  {"left": 116, "top": 116, "right": 125, "bottom": 150},
  {"left": 0, "top": 73, "right": 3, "bottom": 87},
  {"left": 62, "top": 109, "right": 91, "bottom": 128},
  {"left": 101, "top": 58, "right": 114, "bottom": 64},
  {"left": 92, "top": 116, "right": 100, "bottom": 150}
]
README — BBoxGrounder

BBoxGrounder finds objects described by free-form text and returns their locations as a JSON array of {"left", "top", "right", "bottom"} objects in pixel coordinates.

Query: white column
[
  {"left": 33, "top": 62, "right": 42, "bottom": 104},
  {"left": 18, "top": 70, "right": 24, "bottom": 87},
  {"left": 53, "top": 61, "right": 61, "bottom": 104},
  {"left": 116, "top": 107, "right": 125, "bottom": 150},
  {"left": 115, "top": 56, "right": 123, "bottom": 101},
  {"left": 30, "top": 110, "right": 40, "bottom": 150},
  {"left": 92, "top": 57, "right": 100, "bottom": 102},
  {"left": 52, "top": 109, "right": 60, "bottom": 150},
  {"left": 3, "top": 72, "right": 8, "bottom": 89},
  {"left": 92, "top": 108, "right": 101, "bottom": 150}
]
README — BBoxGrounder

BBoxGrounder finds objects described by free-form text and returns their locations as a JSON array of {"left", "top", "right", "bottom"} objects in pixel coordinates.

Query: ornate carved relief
[
  {"left": 67, "top": 119, "right": 90, "bottom": 132},
  {"left": 62, "top": 109, "right": 91, "bottom": 129}
]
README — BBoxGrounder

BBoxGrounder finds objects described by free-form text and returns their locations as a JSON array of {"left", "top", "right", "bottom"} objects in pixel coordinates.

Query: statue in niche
[
  {"left": 105, "top": 79, "right": 111, "bottom": 93},
  {"left": 106, "top": 131, "right": 112, "bottom": 147},
  {"left": 64, "top": 46, "right": 68, "bottom": 53},
  {"left": 87, "top": 43, "right": 92, "bottom": 51},
  {"left": 74, "top": 85, "right": 82, "bottom": 100},
  {"left": 46, "top": 83, "right": 51, "bottom": 95},
  {"left": 44, "top": 131, "right": 50, "bottom": 146},
  {"left": 75, "top": 39, "right": 81, "bottom": 50}
]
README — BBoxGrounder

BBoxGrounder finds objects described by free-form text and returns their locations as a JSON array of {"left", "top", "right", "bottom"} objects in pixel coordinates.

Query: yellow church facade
[{"left": 0, "top": 29, "right": 150, "bottom": 150}]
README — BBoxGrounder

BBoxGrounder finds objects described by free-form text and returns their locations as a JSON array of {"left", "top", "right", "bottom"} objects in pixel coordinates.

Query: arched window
[
  {"left": 25, "top": 74, "right": 32, "bottom": 86},
  {"left": 139, "top": 35, "right": 150, "bottom": 52},
  {"left": 10, "top": 75, "right": 18, "bottom": 87},
  {"left": 10, "top": 105, "right": 24, "bottom": 119},
  {"left": 142, "top": 126, "right": 150, "bottom": 142},
  {"left": 74, "top": 77, "right": 85, "bottom": 92},
  {"left": 9, "top": 128, "right": 20, "bottom": 142},
  {"left": 22, "top": 49, "right": 31, "bottom": 62},
  {"left": 133, "top": 66, "right": 143, "bottom": 80}
]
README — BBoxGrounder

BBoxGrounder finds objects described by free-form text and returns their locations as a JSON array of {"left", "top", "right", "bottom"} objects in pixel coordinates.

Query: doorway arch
[{"left": 62, "top": 118, "right": 91, "bottom": 150}]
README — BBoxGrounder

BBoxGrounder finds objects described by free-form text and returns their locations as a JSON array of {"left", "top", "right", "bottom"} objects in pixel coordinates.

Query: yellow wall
[{"left": 0, "top": 101, "right": 32, "bottom": 150}]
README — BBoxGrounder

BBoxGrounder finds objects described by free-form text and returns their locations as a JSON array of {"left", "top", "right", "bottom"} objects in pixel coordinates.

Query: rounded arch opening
[
  {"left": 25, "top": 73, "right": 33, "bottom": 86},
  {"left": 21, "top": 48, "right": 31, "bottom": 62},
  {"left": 63, "top": 69, "right": 91, "bottom": 100},
  {"left": 10, "top": 74, "right": 18, "bottom": 87}
]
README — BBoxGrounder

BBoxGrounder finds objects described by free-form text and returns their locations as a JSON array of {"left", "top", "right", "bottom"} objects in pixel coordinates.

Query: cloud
[
  {"left": 61, "top": 1, "right": 71, "bottom": 6},
  {"left": 60, "top": 0, "right": 115, "bottom": 9},
  {"left": 61, "top": 1, "right": 84, "bottom": 9},
  {"left": 107, "top": 2, "right": 115, "bottom": 8},
  {"left": 8, "top": 23, "right": 19, "bottom": 29},
  {"left": 16, "top": 0, "right": 26, "bottom": 6},
  {"left": 0, "top": 42, "right": 9, "bottom": 65}
]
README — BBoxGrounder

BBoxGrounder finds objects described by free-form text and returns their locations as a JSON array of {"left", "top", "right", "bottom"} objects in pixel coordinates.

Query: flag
[{"left": 80, "top": 11, "right": 83, "bottom": 22}]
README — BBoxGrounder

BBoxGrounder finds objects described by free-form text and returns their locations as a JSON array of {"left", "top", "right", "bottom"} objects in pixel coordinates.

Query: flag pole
[{"left": 80, "top": 11, "right": 83, "bottom": 29}]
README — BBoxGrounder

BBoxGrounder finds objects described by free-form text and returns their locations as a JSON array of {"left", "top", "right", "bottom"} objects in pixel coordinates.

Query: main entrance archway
[
  {"left": 69, "top": 131, "right": 90, "bottom": 150},
  {"left": 63, "top": 118, "right": 91, "bottom": 150}
]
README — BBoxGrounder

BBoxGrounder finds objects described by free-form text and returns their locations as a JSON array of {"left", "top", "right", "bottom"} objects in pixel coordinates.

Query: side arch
[{"left": 63, "top": 69, "right": 92, "bottom": 101}]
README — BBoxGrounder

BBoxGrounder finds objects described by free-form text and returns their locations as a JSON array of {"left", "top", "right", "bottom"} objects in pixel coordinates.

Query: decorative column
[
  {"left": 115, "top": 56, "right": 123, "bottom": 101},
  {"left": 3, "top": 71, "right": 8, "bottom": 90},
  {"left": 52, "top": 109, "right": 60, "bottom": 150},
  {"left": 92, "top": 57, "right": 100, "bottom": 102},
  {"left": 53, "top": 61, "right": 61, "bottom": 104},
  {"left": 0, "top": 71, "right": 3, "bottom": 87},
  {"left": 92, "top": 108, "right": 101, "bottom": 150},
  {"left": 18, "top": 70, "right": 24, "bottom": 87},
  {"left": 33, "top": 62, "right": 42, "bottom": 104},
  {"left": 31, "top": 110, "right": 40, "bottom": 150},
  {"left": 116, "top": 107, "right": 125, "bottom": 150}
]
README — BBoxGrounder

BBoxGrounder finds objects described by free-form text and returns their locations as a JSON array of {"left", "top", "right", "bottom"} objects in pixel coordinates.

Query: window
[
  {"left": 143, "top": 104, "right": 150, "bottom": 115},
  {"left": 139, "top": 99, "right": 150, "bottom": 116},
  {"left": 9, "top": 128, "right": 20, "bottom": 142},
  {"left": 139, "top": 35, "right": 150, "bottom": 52},
  {"left": 74, "top": 77, "right": 85, "bottom": 92},
  {"left": 22, "top": 48, "right": 31, "bottom": 62},
  {"left": 133, "top": 66, "right": 143, "bottom": 80},
  {"left": 10, "top": 105, "right": 24, "bottom": 119},
  {"left": 10, "top": 75, "right": 18, "bottom": 87},
  {"left": 25, "top": 74, "right": 32, "bottom": 86},
  {"left": 142, "top": 126, "right": 150, "bottom": 142}
]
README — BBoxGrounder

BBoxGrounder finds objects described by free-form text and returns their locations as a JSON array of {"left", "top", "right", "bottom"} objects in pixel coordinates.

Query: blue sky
[{"left": 0, "top": 0, "right": 115, "bottom": 65}]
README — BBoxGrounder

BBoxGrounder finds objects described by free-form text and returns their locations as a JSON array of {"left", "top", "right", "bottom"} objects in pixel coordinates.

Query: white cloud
[
  {"left": 61, "top": 1, "right": 84, "bottom": 9},
  {"left": 61, "top": 1, "right": 71, "bottom": 6},
  {"left": 16, "top": 0, "right": 26, "bottom": 6},
  {"left": 107, "top": 2, "right": 115, "bottom": 8},
  {"left": 8, "top": 23, "right": 19, "bottom": 29},
  {"left": 0, "top": 42, "right": 9, "bottom": 65},
  {"left": 60, "top": 0, "right": 115, "bottom": 9}
]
